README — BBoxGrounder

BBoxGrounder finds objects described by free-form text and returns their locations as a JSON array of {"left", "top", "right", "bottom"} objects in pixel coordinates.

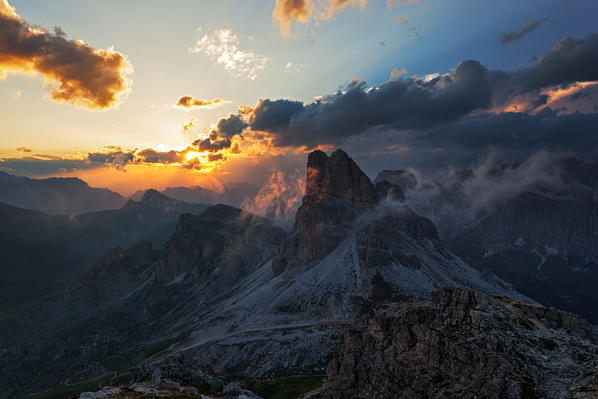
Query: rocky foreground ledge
[
  {"left": 303, "top": 287, "right": 598, "bottom": 399},
  {"left": 79, "top": 287, "right": 597, "bottom": 399}
]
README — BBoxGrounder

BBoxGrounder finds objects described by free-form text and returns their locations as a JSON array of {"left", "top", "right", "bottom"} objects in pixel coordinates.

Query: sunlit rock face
[{"left": 304, "top": 287, "right": 598, "bottom": 399}]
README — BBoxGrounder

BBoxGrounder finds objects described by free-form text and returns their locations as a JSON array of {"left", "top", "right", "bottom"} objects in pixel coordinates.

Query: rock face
[
  {"left": 155, "top": 204, "right": 286, "bottom": 285},
  {"left": 304, "top": 287, "right": 598, "bottom": 399},
  {"left": 291, "top": 149, "right": 377, "bottom": 261}
]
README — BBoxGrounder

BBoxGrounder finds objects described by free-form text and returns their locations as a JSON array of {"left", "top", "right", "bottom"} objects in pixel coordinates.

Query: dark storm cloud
[
  {"left": 208, "top": 31, "right": 598, "bottom": 156},
  {"left": 490, "top": 32, "right": 598, "bottom": 103},
  {"left": 0, "top": 0, "right": 131, "bottom": 109},
  {"left": 500, "top": 18, "right": 547, "bottom": 45},
  {"left": 341, "top": 108, "right": 598, "bottom": 178},
  {"left": 136, "top": 149, "right": 182, "bottom": 164},
  {"left": 421, "top": 108, "right": 598, "bottom": 155},
  {"left": 238, "top": 60, "right": 491, "bottom": 147},
  {"left": 215, "top": 114, "right": 248, "bottom": 138},
  {"left": 192, "top": 137, "right": 232, "bottom": 152},
  {"left": 87, "top": 150, "right": 136, "bottom": 169}
]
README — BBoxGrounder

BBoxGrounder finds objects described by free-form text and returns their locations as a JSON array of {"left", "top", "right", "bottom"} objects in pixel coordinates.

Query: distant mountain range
[
  {"left": 129, "top": 182, "right": 259, "bottom": 208},
  {"left": 0, "top": 190, "right": 208, "bottom": 312},
  {"left": 0, "top": 171, "right": 126, "bottom": 215}
]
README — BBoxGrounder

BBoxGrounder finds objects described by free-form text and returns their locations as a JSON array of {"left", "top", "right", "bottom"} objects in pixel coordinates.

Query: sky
[{"left": 0, "top": 0, "right": 597, "bottom": 195}]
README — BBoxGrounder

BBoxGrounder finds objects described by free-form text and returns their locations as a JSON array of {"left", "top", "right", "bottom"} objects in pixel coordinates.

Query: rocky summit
[{"left": 303, "top": 287, "right": 598, "bottom": 399}]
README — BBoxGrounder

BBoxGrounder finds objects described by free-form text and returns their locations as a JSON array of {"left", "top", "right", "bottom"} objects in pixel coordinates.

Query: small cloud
[
  {"left": 189, "top": 29, "right": 268, "bottom": 80},
  {"left": 174, "top": 95, "right": 228, "bottom": 109},
  {"left": 379, "top": 41, "right": 387, "bottom": 47},
  {"left": 500, "top": 18, "right": 547, "bottom": 45},
  {"left": 390, "top": 67, "right": 408, "bottom": 80},
  {"left": 394, "top": 15, "right": 409, "bottom": 24},
  {"left": 180, "top": 117, "right": 196, "bottom": 131},
  {"left": 16, "top": 146, "right": 31, "bottom": 152},
  {"left": 285, "top": 61, "right": 308, "bottom": 72},
  {"left": 12, "top": 89, "right": 21, "bottom": 99}
]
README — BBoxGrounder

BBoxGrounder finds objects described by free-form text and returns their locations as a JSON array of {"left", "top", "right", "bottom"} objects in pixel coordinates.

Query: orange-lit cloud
[
  {"left": 273, "top": 0, "right": 369, "bottom": 35},
  {"left": 174, "top": 95, "right": 227, "bottom": 109},
  {"left": 273, "top": 0, "right": 313, "bottom": 36},
  {"left": 491, "top": 81, "right": 598, "bottom": 115},
  {"left": 0, "top": 0, "right": 132, "bottom": 110},
  {"left": 390, "top": 67, "right": 407, "bottom": 79},
  {"left": 16, "top": 146, "right": 31, "bottom": 152},
  {"left": 394, "top": 15, "right": 408, "bottom": 24}
]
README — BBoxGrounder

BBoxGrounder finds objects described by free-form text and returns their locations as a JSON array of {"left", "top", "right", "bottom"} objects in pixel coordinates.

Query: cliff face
[
  {"left": 282, "top": 149, "right": 431, "bottom": 267},
  {"left": 304, "top": 287, "right": 598, "bottom": 399},
  {"left": 292, "top": 149, "right": 377, "bottom": 261}
]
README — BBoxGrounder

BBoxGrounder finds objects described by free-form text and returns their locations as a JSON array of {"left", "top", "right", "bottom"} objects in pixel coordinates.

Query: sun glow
[{"left": 184, "top": 150, "right": 205, "bottom": 161}]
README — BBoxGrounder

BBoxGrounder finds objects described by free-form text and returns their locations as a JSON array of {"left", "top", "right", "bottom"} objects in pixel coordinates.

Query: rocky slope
[
  {"left": 0, "top": 204, "right": 286, "bottom": 399},
  {"left": 377, "top": 156, "right": 598, "bottom": 323},
  {"left": 304, "top": 287, "right": 598, "bottom": 399}
]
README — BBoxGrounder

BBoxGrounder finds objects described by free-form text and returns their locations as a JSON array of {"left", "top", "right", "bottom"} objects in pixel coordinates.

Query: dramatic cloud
[
  {"left": 500, "top": 18, "right": 547, "bottom": 45},
  {"left": 175, "top": 95, "right": 226, "bottom": 109},
  {"left": 192, "top": 136, "right": 232, "bottom": 152},
  {"left": 490, "top": 32, "right": 598, "bottom": 105},
  {"left": 0, "top": 0, "right": 132, "bottom": 109},
  {"left": 189, "top": 29, "right": 268, "bottom": 80},
  {"left": 206, "top": 31, "right": 598, "bottom": 156},
  {"left": 213, "top": 60, "right": 492, "bottom": 148},
  {"left": 216, "top": 114, "right": 248, "bottom": 138}
]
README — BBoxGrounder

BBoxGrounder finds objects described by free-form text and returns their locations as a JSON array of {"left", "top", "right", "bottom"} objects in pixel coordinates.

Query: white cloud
[
  {"left": 190, "top": 29, "right": 268, "bottom": 80},
  {"left": 285, "top": 61, "right": 308, "bottom": 72}
]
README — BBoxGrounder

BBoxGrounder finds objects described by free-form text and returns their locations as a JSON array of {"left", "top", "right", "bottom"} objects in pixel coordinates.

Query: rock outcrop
[
  {"left": 155, "top": 204, "right": 286, "bottom": 285},
  {"left": 304, "top": 287, "right": 598, "bottom": 399}
]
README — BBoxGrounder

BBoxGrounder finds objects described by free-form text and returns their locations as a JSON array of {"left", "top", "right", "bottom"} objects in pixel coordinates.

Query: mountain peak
[
  {"left": 139, "top": 189, "right": 181, "bottom": 209},
  {"left": 305, "top": 148, "right": 375, "bottom": 203}
]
